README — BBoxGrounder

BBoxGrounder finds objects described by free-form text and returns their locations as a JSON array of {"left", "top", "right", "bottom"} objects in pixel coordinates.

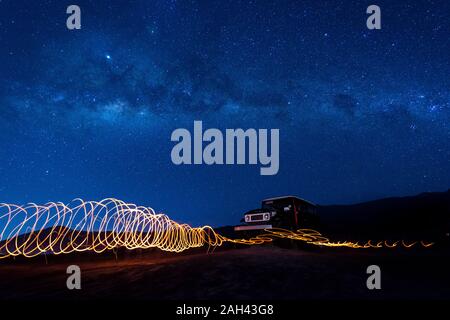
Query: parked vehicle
[{"left": 234, "top": 196, "right": 319, "bottom": 232}]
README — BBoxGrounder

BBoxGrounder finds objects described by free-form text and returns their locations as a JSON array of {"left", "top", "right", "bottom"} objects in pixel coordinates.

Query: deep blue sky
[{"left": 0, "top": 0, "right": 449, "bottom": 227}]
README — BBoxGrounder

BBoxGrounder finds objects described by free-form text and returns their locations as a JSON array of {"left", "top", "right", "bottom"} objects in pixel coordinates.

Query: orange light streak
[{"left": 0, "top": 198, "right": 434, "bottom": 259}]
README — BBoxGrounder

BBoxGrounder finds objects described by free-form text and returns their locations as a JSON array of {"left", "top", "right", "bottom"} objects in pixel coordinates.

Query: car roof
[{"left": 262, "top": 195, "right": 317, "bottom": 207}]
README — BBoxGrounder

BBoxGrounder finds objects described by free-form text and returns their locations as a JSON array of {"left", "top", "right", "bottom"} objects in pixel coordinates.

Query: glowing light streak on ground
[
  {"left": 0, "top": 198, "right": 433, "bottom": 259},
  {"left": 227, "top": 228, "right": 434, "bottom": 249}
]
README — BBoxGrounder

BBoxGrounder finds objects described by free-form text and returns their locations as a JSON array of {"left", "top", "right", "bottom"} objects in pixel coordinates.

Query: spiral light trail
[
  {"left": 0, "top": 198, "right": 224, "bottom": 258},
  {"left": 0, "top": 198, "right": 433, "bottom": 259}
]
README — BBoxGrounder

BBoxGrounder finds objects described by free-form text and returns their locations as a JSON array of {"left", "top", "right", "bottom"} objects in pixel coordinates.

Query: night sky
[{"left": 0, "top": 0, "right": 449, "bottom": 227}]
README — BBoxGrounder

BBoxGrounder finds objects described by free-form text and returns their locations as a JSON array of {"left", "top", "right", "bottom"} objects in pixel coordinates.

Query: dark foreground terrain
[
  {"left": 0, "top": 245, "right": 449, "bottom": 300},
  {"left": 0, "top": 190, "right": 448, "bottom": 300}
]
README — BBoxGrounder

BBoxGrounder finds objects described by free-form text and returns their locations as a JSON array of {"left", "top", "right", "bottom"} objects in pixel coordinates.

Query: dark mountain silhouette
[
  {"left": 318, "top": 190, "right": 450, "bottom": 241},
  {"left": 217, "top": 190, "right": 450, "bottom": 243}
]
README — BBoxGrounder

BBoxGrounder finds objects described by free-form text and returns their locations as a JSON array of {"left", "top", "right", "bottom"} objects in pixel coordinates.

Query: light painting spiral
[
  {"left": 0, "top": 198, "right": 433, "bottom": 259},
  {"left": 0, "top": 198, "right": 224, "bottom": 258}
]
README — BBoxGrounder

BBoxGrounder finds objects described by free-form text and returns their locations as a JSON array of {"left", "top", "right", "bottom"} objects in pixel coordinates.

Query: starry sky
[{"left": 0, "top": 0, "right": 449, "bottom": 227}]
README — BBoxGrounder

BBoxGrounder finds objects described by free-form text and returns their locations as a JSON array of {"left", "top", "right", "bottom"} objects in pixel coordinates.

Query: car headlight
[
  {"left": 264, "top": 213, "right": 270, "bottom": 220},
  {"left": 245, "top": 215, "right": 250, "bottom": 222}
]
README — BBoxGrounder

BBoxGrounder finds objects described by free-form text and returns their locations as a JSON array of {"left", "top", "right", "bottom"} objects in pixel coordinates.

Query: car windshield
[
  {"left": 261, "top": 204, "right": 276, "bottom": 211},
  {"left": 264, "top": 200, "right": 300, "bottom": 215}
]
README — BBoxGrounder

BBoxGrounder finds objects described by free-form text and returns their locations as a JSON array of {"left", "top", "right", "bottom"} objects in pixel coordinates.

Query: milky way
[{"left": 0, "top": 0, "right": 448, "bottom": 227}]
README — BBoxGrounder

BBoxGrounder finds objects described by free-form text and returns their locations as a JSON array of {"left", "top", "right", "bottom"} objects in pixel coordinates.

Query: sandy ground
[{"left": 0, "top": 245, "right": 449, "bottom": 300}]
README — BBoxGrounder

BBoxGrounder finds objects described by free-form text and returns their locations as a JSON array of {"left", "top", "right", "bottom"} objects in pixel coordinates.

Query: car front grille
[{"left": 250, "top": 214, "right": 264, "bottom": 221}]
